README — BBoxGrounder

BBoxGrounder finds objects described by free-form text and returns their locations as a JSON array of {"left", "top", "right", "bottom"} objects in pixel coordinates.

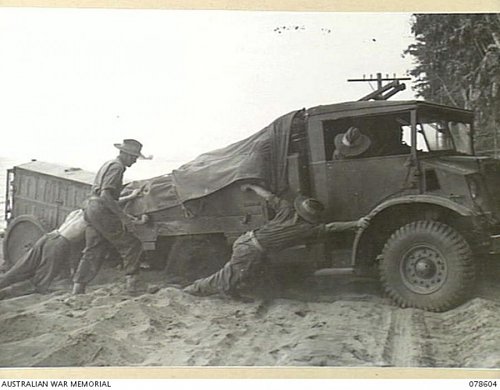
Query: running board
[{"left": 314, "top": 267, "right": 355, "bottom": 276}]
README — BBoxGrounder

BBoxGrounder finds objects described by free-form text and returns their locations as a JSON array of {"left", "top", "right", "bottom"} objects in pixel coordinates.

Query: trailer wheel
[
  {"left": 379, "top": 220, "right": 475, "bottom": 312},
  {"left": 3, "top": 215, "right": 49, "bottom": 267}
]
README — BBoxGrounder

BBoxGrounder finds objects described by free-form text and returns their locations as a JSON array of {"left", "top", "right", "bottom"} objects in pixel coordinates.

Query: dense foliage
[{"left": 406, "top": 14, "right": 500, "bottom": 151}]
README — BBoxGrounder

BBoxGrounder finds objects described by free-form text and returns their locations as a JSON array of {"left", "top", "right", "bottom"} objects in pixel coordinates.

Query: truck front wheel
[{"left": 379, "top": 220, "right": 475, "bottom": 312}]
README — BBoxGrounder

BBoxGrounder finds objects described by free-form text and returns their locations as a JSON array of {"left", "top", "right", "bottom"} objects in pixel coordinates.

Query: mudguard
[{"left": 350, "top": 194, "right": 477, "bottom": 266}]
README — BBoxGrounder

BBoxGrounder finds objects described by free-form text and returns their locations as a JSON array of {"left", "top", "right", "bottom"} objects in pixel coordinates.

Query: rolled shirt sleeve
[{"left": 92, "top": 159, "right": 125, "bottom": 200}]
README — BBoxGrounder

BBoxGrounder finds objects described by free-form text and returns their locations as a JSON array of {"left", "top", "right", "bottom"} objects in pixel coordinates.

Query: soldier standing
[{"left": 72, "top": 139, "right": 148, "bottom": 294}]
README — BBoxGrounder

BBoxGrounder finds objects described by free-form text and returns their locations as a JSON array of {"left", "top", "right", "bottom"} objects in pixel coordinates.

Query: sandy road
[
  {"left": 382, "top": 309, "right": 434, "bottom": 367},
  {"left": 0, "top": 257, "right": 499, "bottom": 367}
]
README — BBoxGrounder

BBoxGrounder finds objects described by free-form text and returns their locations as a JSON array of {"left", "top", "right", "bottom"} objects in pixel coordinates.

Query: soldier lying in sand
[
  {"left": 183, "top": 184, "right": 369, "bottom": 298},
  {"left": 0, "top": 209, "right": 88, "bottom": 299}
]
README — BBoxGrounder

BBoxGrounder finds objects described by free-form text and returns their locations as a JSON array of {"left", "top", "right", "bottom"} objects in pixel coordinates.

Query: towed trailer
[
  {"left": 2, "top": 160, "right": 268, "bottom": 280},
  {"left": 3, "top": 160, "right": 94, "bottom": 266}
]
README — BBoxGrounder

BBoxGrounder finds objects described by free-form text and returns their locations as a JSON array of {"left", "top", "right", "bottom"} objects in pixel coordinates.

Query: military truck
[{"left": 5, "top": 95, "right": 500, "bottom": 312}]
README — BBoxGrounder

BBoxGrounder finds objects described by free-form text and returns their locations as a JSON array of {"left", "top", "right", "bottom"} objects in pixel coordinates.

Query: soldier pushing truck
[
  {"left": 0, "top": 139, "right": 151, "bottom": 299},
  {"left": 0, "top": 209, "right": 87, "bottom": 299},
  {"left": 4, "top": 80, "right": 500, "bottom": 312},
  {"left": 72, "top": 139, "right": 150, "bottom": 295}
]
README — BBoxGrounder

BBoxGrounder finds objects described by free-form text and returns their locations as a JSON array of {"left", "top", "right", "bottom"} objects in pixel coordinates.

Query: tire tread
[{"left": 379, "top": 220, "right": 475, "bottom": 312}]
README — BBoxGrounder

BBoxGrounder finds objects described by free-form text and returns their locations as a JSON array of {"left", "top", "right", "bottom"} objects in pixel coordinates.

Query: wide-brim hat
[
  {"left": 334, "top": 127, "right": 371, "bottom": 157},
  {"left": 293, "top": 195, "right": 324, "bottom": 224},
  {"left": 114, "top": 139, "right": 146, "bottom": 159}
]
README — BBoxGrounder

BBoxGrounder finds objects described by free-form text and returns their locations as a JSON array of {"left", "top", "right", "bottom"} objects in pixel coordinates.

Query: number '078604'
[{"left": 469, "top": 381, "right": 497, "bottom": 387}]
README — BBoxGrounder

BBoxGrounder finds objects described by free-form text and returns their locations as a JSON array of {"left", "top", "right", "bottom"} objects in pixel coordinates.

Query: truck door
[{"left": 308, "top": 115, "right": 413, "bottom": 222}]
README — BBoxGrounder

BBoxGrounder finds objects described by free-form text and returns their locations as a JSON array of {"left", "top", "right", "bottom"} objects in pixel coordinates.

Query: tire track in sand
[{"left": 382, "top": 308, "right": 435, "bottom": 367}]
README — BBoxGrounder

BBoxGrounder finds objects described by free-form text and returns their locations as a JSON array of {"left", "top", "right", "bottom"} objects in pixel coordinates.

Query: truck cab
[{"left": 288, "top": 100, "right": 500, "bottom": 311}]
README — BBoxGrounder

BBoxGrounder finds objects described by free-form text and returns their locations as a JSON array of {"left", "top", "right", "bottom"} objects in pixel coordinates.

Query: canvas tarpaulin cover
[{"left": 124, "top": 110, "right": 299, "bottom": 216}]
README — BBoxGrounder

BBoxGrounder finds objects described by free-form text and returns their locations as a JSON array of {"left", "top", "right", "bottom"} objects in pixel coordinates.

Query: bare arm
[
  {"left": 107, "top": 190, "right": 149, "bottom": 227},
  {"left": 118, "top": 187, "right": 142, "bottom": 206},
  {"left": 241, "top": 184, "right": 274, "bottom": 201},
  {"left": 325, "top": 217, "right": 370, "bottom": 233}
]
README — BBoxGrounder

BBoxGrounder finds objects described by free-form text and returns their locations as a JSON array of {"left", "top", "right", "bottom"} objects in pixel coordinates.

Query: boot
[
  {"left": 0, "top": 280, "right": 37, "bottom": 299},
  {"left": 125, "top": 275, "right": 139, "bottom": 293},
  {"left": 164, "top": 275, "right": 190, "bottom": 288},
  {"left": 72, "top": 282, "right": 86, "bottom": 295},
  {"left": 183, "top": 279, "right": 219, "bottom": 297},
  {"left": 0, "top": 287, "right": 11, "bottom": 300}
]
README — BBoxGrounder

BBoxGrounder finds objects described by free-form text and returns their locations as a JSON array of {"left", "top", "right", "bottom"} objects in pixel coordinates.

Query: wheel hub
[
  {"left": 414, "top": 258, "right": 437, "bottom": 278},
  {"left": 401, "top": 245, "right": 447, "bottom": 294}
]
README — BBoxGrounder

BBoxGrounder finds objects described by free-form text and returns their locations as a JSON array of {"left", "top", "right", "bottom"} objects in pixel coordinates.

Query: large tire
[
  {"left": 379, "top": 220, "right": 475, "bottom": 312},
  {"left": 3, "top": 215, "right": 49, "bottom": 267}
]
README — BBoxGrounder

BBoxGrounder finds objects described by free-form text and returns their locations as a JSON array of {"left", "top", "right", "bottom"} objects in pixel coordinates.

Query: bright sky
[{"left": 0, "top": 9, "right": 417, "bottom": 180}]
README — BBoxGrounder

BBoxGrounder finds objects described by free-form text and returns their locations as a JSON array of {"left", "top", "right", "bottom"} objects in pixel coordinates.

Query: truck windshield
[{"left": 402, "top": 120, "right": 472, "bottom": 155}]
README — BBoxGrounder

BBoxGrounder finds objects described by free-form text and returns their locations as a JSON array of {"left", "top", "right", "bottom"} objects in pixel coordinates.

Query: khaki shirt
[
  {"left": 254, "top": 195, "right": 325, "bottom": 252},
  {"left": 91, "top": 158, "right": 126, "bottom": 200},
  {"left": 58, "top": 209, "right": 88, "bottom": 242}
]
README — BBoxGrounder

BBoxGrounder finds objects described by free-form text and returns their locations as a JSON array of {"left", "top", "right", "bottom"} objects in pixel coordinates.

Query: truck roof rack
[{"left": 347, "top": 72, "right": 411, "bottom": 101}]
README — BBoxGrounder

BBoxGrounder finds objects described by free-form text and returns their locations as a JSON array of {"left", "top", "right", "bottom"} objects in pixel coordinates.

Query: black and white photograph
[{"left": 0, "top": 6, "right": 500, "bottom": 371}]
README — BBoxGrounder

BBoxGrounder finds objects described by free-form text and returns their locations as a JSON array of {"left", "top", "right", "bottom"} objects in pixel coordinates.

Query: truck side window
[
  {"left": 326, "top": 116, "right": 411, "bottom": 160},
  {"left": 323, "top": 120, "right": 353, "bottom": 160}
]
